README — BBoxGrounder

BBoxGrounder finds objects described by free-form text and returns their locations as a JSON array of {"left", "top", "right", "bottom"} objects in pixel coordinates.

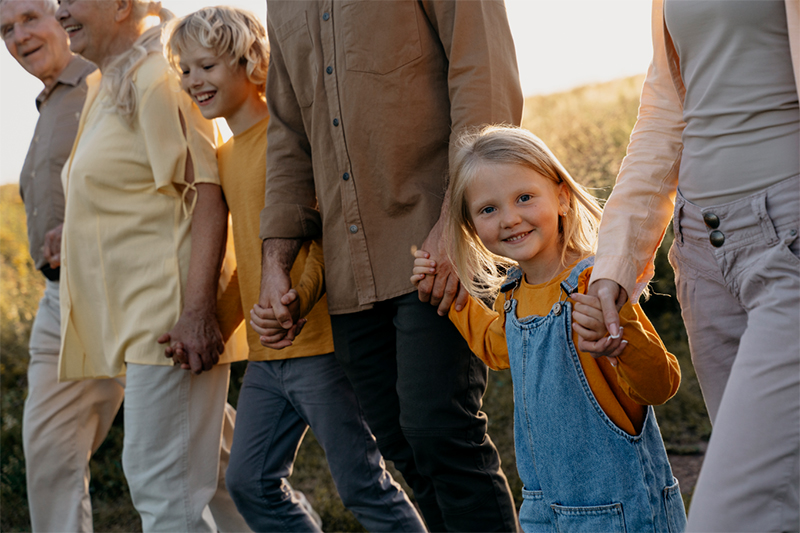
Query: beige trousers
[
  {"left": 23, "top": 280, "right": 125, "bottom": 533},
  {"left": 670, "top": 178, "right": 800, "bottom": 532},
  {"left": 122, "top": 362, "right": 250, "bottom": 533}
]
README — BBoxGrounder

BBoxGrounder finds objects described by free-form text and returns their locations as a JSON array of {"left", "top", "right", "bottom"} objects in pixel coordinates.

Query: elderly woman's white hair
[{"left": 102, "top": 0, "right": 174, "bottom": 124}]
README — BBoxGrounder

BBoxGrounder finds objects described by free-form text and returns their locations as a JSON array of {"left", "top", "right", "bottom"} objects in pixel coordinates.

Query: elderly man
[
  {"left": 258, "top": 2, "right": 523, "bottom": 531},
  {"left": 0, "top": 0, "right": 124, "bottom": 531}
]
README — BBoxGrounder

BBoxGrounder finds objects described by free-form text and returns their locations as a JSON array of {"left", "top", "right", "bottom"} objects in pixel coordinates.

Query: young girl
[{"left": 412, "top": 126, "right": 686, "bottom": 532}]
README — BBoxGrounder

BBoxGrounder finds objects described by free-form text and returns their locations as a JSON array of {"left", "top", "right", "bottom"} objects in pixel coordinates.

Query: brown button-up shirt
[
  {"left": 261, "top": 0, "right": 523, "bottom": 314},
  {"left": 19, "top": 55, "right": 95, "bottom": 275}
]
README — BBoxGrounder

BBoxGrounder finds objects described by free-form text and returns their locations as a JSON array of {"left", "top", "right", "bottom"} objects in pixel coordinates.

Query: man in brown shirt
[
  {"left": 1, "top": 1, "right": 124, "bottom": 530},
  {"left": 259, "top": 2, "right": 523, "bottom": 530}
]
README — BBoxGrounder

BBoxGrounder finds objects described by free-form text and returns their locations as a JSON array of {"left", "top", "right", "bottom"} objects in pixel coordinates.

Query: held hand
[
  {"left": 42, "top": 224, "right": 63, "bottom": 268},
  {"left": 158, "top": 310, "right": 224, "bottom": 374},
  {"left": 410, "top": 249, "right": 437, "bottom": 287},
  {"left": 571, "top": 291, "right": 626, "bottom": 366},
  {"left": 251, "top": 290, "right": 305, "bottom": 349},
  {"left": 573, "top": 279, "right": 628, "bottom": 362},
  {"left": 259, "top": 266, "right": 294, "bottom": 330},
  {"left": 158, "top": 335, "right": 191, "bottom": 370},
  {"left": 416, "top": 229, "right": 468, "bottom": 316}
]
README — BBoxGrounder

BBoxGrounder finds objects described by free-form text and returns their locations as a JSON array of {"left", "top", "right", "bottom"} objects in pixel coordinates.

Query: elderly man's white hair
[{"left": 0, "top": 0, "right": 59, "bottom": 15}]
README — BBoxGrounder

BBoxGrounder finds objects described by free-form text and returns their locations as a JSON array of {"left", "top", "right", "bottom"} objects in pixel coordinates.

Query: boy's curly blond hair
[{"left": 167, "top": 6, "right": 269, "bottom": 98}]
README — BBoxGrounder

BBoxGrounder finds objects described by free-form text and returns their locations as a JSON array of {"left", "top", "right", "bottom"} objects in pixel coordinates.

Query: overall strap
[
  {"left": 500, "top": 266, "right": 524, "bottom": 294},
  {"left": 559, "top": 256, "right": 595, "bottom": 296}
]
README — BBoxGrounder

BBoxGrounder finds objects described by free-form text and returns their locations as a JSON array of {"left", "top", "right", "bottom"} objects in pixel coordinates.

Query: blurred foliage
[{"left": 2, "top": 75, "right": 710, "bottom": 531}]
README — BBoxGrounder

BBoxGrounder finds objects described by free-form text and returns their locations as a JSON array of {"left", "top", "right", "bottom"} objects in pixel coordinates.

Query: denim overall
[{"left": 503, "top": 257, "right": 686, "bottom": 533}]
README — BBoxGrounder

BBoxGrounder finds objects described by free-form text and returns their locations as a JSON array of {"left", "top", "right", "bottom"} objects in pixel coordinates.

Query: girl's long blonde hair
[
  {"left": 101, "top": 1, "right": 173, "bottom": 125},
  {"left": 447, "top": 125, "right": 603, "bottom": 301},
  {"left": 167, "top": 7, "right": 269, "bottom": 99}
]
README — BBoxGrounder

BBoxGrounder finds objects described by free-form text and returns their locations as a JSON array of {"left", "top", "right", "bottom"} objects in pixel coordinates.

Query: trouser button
[
  {"left": 703, "top": 211, "right": 720, "bottom": 229},
  {"left": 709, "top": 230, "right": 725, "bottom": 247}
]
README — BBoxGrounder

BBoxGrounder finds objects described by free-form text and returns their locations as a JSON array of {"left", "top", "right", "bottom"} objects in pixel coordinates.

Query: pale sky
[{"left": 0, "top": 1, "right": 652, "bottom": 185}]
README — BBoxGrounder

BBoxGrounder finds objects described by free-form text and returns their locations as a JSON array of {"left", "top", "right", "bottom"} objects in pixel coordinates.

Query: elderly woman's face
[{"left": 55, "top": 0, "right": 114, "bottom": 64}]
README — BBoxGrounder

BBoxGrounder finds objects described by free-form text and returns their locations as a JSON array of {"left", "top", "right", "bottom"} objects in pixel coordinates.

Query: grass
[{"left": 1, "top": 74, "right": 709, "bottom": 531}]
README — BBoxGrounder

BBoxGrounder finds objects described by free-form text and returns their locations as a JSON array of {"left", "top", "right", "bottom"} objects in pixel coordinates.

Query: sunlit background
[{"left": 0, "top": 0, "right": 651, "bottom": 185}]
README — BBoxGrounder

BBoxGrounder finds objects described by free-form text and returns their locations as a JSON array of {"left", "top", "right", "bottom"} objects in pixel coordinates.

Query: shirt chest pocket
[
  {"left": 340, "top": 0, "right": 422, "bottom": 75},
  {"left": 276, "top": 11, "right": 317, "bottom": 108}
]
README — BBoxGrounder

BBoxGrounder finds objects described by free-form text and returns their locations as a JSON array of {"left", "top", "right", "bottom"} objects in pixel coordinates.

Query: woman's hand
[
  {"left": 571, "top": 290, "right": 625, "bottom": 367},
  {"left": 158, "top": 309, "right": 224, "bottom": 374}
]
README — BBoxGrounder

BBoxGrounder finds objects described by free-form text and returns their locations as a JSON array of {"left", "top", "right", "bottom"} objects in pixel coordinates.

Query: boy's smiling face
[{"left": 178, "top": 43, "right": 254, "bottom": 124}]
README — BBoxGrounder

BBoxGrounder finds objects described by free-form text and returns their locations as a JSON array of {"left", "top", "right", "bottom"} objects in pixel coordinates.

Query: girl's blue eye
[
  {"left": 480, "top": 206, "right": 496, "bottom": 215},
  {"left": 519, "top": 194, "right": 532, "bottom": 203}
]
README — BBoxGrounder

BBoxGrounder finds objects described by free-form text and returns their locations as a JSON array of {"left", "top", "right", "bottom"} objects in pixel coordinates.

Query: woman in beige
[{"left": 54, "top": 0, "right": 247, "bottom": 530}]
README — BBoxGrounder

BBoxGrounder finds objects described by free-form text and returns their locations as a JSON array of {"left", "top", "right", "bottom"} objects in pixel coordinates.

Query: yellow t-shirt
[
  {"left": 217, "top": 117, "right": 334, "bottom": 360},
  {"left": 449, "top": 265, "right": 681, "bottom": 435},
  {"left": 58, "top": 53, "right": 244, "bottom": 380}
]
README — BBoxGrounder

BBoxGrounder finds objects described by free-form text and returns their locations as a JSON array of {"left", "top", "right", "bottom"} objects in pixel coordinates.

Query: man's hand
[
  {"left": 574, "top": 279, "right": 628, "bottom": 359},
  {"left": 259, "top": 238, "right": 302, "bottom": 329},
  {"left": 158, "top": 309, "right": 224, "bottom": 374},
  {"left": 251, "top": 289, "right": 306, "bottom": 349},
  {"left": 416, "top": 220, "right": 468, "bottom": 316},
  {"left": 42, "top": 223, "right": 63, "bottom": 268}
]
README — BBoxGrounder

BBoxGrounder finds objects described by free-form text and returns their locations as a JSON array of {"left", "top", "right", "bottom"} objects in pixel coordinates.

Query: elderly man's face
[
  {"left": 1, "top": 0, "right": 71, "bottom": 83},
  {"left": 55, "top": 0, "right": 114, "bottom": 65}
]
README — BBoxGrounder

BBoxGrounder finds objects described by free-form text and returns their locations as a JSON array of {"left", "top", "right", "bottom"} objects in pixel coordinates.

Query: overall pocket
[
  {"left": 551, "top": 502, "right": 626, "bottom": 533},
  {"left": 520, "top": 490, "right": 556, "bottom": 533},
  {"left": 662, "top": 478, "right": 687, "bottom": 533}
]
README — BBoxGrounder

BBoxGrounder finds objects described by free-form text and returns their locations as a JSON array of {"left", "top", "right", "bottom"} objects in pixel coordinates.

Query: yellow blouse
[
  {"left": 58, "top": 53, "right": 244, "bottom": 380},
  {"left": 217, "top": 117, "right": 335, "bottom": 360},
  {"left": 449, "top": 265, "right": 681, "bottom": 435}
]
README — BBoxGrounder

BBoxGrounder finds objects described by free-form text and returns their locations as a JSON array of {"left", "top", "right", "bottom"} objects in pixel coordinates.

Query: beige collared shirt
[
  {"left": 260, "top": 0, "right": 523, "bottom": 314},
  {"left": 19, "top": 56, "right": 96, "bottom": 274}
]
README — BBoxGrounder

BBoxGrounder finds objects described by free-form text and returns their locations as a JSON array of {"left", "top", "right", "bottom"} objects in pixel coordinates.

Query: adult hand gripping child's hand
[
  {"left": 570, "top": 291, "right": 626, "bottom": 367},
  {"left": 250, "top": 289, "right": 307, "bottom": 349}
]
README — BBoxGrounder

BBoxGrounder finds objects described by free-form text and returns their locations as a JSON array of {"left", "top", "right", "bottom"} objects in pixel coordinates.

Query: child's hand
[
  {"left": 411, "top": 249, "right": 437, "bottom": 287},
  {"left": 571, "top": 291, "right": 626, "bottom": 366},
  {"left": 250, "top": 289, "right": 305, "bottom": 349}
]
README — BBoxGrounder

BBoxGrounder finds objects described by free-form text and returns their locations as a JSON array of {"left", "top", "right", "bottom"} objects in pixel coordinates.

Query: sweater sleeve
[
  {"left": 293, "top": 239, "right": 326, "bottom": 319},
  {"left": 448, "top": 293, "right": 510, "bottom": 370},
  {"left": 613, "top": 301, "right": 681, "bottom": 405}
]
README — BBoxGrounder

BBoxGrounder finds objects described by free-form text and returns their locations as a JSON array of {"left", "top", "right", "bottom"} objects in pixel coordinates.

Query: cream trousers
[
  {"left": 123, "top": 362, "right": 250, "bottom": 533},
  {"left": 23, "top": 280, "right": 125, "bottom": 533}
]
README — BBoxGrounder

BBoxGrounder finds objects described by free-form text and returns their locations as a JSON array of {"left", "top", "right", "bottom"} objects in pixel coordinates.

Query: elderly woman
[
  {"left": 581, "top": 0, "right": 799, "bottom": 531},
  {"left": 54, "top": 1, "right": 248, "bottom": 530}
]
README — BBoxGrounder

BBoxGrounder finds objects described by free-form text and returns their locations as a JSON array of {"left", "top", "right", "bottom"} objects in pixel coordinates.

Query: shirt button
[
  {"left": 33, "top": 208, "right": 38, "bottom": 216},
  {"left": 343, "top": 172, "right": 350, "bottom": 181},
  {"left": 322, "top": 12, "right": 330, "bottom": 21},
  {"left": 349, "top": 225, "right": 358, "bottom": 234},
  {"left": 326, "top": 66, "right": 333, "bottom": 75},
  {"left": 31, "top": 171, "right": 36, "bottom": 178},
  {"left": 333, "top": 118, "right": 340, "bottom": 127},
  {"left": 34, "top": 136, "right": 39, "bottom": 143}
]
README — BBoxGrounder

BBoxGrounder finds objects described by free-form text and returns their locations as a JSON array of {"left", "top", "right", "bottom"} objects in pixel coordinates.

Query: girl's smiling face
[{"left": 467, "top": 161, "right": 569, "bottom": 285}]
